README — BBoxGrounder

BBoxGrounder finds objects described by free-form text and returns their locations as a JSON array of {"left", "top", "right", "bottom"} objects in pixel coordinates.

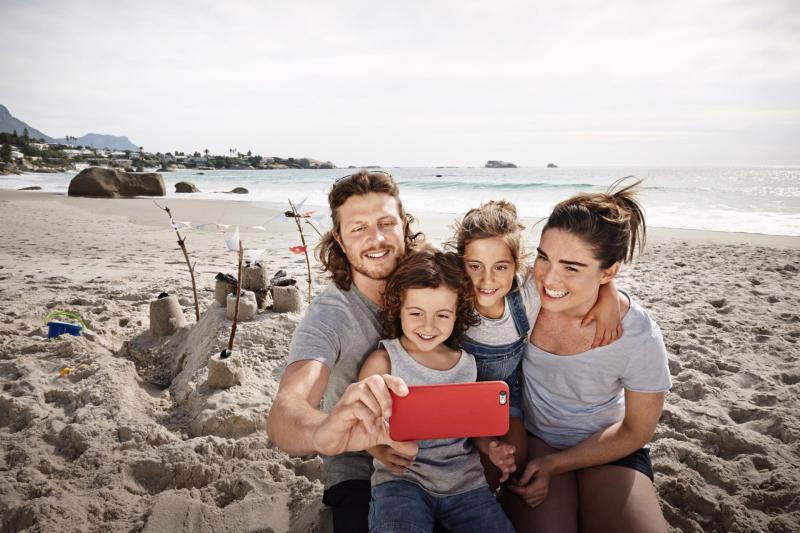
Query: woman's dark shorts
[{"left": 526, "top": 431, "right": 654, "bottom": 482}]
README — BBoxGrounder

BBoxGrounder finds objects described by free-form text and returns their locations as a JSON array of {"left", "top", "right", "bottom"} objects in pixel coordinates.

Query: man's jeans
[{"left": 368, "top": 480, "right": 515, "bottom": 533}]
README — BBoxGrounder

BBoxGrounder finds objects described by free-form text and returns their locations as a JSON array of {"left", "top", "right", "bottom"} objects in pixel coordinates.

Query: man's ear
[
  {"left": 600, "top": 262, "right": 620, "bottom": 284},
  {"left": 333, "top": 230, "right": 344, "bottom": 251}
]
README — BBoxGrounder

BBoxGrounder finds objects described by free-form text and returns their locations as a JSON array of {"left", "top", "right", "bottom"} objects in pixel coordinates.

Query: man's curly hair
[
  {"left": 382, "top": 245, "right": 480, "bottom": 350},
  {"left": 316, "top": 170, "right": 424, "bottom": 290}
]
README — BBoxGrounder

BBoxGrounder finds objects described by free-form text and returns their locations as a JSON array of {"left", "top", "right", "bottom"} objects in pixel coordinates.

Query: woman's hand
[
  {"left": 488, "top": 440, "right": 517, "bottom": 483},
  {"left": 370, "top": 444, "right": 416, "bottom": 475},
  {"left": 507, "top": 456, "right": 555, "bottom": 507}
]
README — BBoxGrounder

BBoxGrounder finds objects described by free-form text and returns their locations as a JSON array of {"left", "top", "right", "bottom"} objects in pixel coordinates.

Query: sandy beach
[{"left": 0, "top": 190, "right": 798, "bottom": 533}]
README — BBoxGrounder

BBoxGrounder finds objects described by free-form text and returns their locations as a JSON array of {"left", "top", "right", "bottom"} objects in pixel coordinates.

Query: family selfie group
[{"left": 266, "top": 170, "right": 672, "bottom": 533}]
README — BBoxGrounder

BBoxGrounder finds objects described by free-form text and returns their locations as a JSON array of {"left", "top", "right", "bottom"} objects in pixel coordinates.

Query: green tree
[
  {"left": 23, "top": 128, "right": 29, "bottom": 141},
  {"left": 1, "top": 144, "right": 12, "bottom": 163}
]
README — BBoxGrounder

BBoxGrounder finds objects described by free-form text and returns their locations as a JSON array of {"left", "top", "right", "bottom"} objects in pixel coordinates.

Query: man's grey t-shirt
[
  {"left": 286, "top": 282, "right": 382, "bottom": 489},
  {"left": 522, "top": 298, "right": 671, "bottom": 450}
]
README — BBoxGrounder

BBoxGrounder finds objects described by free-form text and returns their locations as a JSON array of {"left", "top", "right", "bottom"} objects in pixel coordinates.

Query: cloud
[{"left": 1, "top": 0, "right": 798, "bottom": 165}]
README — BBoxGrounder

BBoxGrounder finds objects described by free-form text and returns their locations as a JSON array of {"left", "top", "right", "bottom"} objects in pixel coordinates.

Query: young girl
[
  {"left": 359, "top": 246, "right": 516, "bottom": 533},
  {"left": 449, "top": 200, "right": 623, "bottom": 487}
]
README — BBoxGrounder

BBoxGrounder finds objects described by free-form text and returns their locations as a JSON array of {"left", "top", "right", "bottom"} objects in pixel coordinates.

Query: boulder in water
[{"left": 175, "top": 181, "right": 200, "bottom": 193}]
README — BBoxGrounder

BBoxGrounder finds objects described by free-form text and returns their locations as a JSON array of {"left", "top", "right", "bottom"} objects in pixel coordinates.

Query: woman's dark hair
[
  {"left": 316, "top": 170, "right": 423, "bottom": 290},
  {"left": 382, "top": 245, "right": 480, "bottom": 350},
  {"left": 446, "top": 200, "right": 529, "bottom": 276},
  {"left": 543, "top": 176, "right": 647, "bottom": 268}
]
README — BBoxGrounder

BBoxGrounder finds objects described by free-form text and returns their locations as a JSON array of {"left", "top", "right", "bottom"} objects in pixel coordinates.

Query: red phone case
[{"left": 389, "top": 381, "right": 510, "bottom": 441}]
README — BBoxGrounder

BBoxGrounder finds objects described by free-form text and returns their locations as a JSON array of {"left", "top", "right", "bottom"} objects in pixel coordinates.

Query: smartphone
[{"left": 389, "top": 381, "right": 509, "bottom": 441}]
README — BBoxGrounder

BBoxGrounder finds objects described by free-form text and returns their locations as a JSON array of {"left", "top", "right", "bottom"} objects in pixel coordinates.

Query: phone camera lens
[{"left": 499, "top": 391, "right": 507, "bottom": 405}]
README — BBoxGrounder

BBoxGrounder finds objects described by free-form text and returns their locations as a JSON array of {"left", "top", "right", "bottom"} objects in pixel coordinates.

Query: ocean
[{"left": 4, "top": 166, "right": 799, "bottom": 236}]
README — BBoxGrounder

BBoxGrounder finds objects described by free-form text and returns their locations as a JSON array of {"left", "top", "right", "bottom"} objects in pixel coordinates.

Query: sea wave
[{"left": 396, "top": 180, "right": 598, "bottom": 191}]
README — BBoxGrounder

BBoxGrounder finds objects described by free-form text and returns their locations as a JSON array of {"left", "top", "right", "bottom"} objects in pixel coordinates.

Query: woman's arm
[{"left": 509, "top": 389, "right": 664, "bottom": 507}]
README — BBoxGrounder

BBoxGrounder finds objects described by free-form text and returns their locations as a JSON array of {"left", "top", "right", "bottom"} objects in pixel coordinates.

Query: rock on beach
[{"left": 67, "top": 167, "right": 165, "bottom": 198}]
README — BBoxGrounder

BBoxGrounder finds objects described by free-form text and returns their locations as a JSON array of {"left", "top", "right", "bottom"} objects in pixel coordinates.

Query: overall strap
[{"left": 507, "top": 276, "right": 530, "bottom": 337}]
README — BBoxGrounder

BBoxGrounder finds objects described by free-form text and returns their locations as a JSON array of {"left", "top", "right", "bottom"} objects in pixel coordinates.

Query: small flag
[
  {"left": 289, "top": 245, "right": 308, "bottom": 254},
  {"left": 225, "top": 226, "right": 240, "bottom": 251}
]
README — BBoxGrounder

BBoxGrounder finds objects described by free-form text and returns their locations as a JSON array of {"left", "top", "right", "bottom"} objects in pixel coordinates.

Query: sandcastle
[
  {"left": 149, "top": 293, "right": 186, "bottom": 336},
  {"left": 226, "top": 290, "right": 258, "bottom": 321},
  {"left": 207, "top": 349, "right": 245, "bottom": 389},
  {"left": 242, "top": 262, "right": 271, "bottom": 309}
]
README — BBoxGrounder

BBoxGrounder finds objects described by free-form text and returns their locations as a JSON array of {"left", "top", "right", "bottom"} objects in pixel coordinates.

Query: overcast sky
[{"left": 1, "top": 0, "right": 798, "bottom": 166}]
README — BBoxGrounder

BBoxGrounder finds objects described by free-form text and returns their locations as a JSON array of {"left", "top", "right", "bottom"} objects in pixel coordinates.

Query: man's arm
[
  {"left": 266, "top": 359, "right": 331, "bottom": 456},
  {"left": 267, "top": 358, "right": 418, "bottom": 458}
]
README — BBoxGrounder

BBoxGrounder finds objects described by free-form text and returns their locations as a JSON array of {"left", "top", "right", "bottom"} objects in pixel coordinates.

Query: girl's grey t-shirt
[
  {"left": 465, "top": 274, "right": 541, "bottom": 346},
  {"left": 286, "top": 283, "right": 383, "bottom": 489},
  {"left": 372, "top": 338, "right": 487, "bottom": 496},
  {"left": 522, "top": 298, "right": 671, "bottom": 449}
]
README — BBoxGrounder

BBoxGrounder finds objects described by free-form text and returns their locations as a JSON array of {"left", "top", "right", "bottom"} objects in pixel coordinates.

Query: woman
[{"left": 503, "top": 178, "right": 671, "bottom": 532}]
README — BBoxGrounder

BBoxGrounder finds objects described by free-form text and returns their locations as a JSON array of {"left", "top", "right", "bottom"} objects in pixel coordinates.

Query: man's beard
[{"left": 347, "top": 246, "right": 401, "bottom": 281}]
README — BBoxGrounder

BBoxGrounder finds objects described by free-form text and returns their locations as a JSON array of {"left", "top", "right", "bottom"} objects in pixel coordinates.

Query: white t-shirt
[{"left": 522, "top": 298, "right": 672, "bottom": 449}]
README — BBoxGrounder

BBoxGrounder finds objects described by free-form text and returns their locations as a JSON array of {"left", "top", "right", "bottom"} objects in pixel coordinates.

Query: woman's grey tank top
[{"left": 371, "top": 338, "right": 487, "bottom": 496}]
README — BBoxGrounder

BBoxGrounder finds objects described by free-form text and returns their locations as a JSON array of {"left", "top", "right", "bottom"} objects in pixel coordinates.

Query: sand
[{"left": 0, "top": 190, "right": 798, "bottom": 532}]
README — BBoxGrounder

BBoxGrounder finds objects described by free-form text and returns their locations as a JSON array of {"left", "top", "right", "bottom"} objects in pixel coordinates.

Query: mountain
[
  {"left": 56, "top": 133, "right": 139, "bottom": 151},
  {"left": 0, "top": 104, "right": 54, "bottom": 141},
  {"left": 0, "top": 104, "right": 139, "bottom": 150}
]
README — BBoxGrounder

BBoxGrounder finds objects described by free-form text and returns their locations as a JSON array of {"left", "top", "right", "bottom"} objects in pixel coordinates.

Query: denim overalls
[{"left": 461, "top": 278, "right": 530, "bottom": 420}]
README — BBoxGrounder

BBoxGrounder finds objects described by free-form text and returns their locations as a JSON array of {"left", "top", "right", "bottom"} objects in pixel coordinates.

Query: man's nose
[{"left": 368, "top": 225, "right": 385, "bottom": 242}]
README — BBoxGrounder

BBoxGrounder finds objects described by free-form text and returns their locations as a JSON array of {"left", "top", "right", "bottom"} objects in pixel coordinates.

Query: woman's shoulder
[{"left": 620, "top": 297, "right": 665, "bottom": 347}]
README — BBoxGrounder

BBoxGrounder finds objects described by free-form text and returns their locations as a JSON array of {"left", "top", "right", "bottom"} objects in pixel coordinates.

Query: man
[{"left": 267, "top": 171, "right": 422, "bottom": 532}]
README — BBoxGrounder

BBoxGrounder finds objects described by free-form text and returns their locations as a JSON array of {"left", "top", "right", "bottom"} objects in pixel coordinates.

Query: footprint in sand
[
  {"left": 673, "top": 380, "right": 706, "bottom": 401},
  {"left": 736, "top": 372, "right": 763, "bottom": 389},
  {"left": 728, "top": 406, "right": 768, "bottom": 424},
  {"left": 776, "top": 372, "right": 800, "bottom": 385},
  {"left": 752, "top": 393, "right": 777, "bottom": 407}
]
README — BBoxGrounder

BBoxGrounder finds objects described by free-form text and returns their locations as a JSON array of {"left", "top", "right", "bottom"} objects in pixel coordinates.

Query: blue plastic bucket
[
  {"left": 43, "top": 311, "right": 87, "bottom": 339},
  {"left": 47, "top": 321, "right": 83, "bottom": 338}
]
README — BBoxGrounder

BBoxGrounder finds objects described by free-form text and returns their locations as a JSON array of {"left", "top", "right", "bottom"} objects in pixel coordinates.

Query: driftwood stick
[
  {"left": 304, "top": 219, "right": 323, "bottom": 238},
  {"left": 228, "top": 240, "right": 244, "bottom": 351},
  {"left": 288, "top": 198, "right": 313, "bottom": 304},
  {"left": 153, "top": 201, "right": 200, "bottom": 321}
]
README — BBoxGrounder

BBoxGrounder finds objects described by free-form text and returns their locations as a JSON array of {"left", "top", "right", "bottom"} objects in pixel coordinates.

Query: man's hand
[
  {"left": 311, "top": 373, "right": 418, "bottom": 457},
  {"left": 370, "top": 444, "right": 416, "bottom": 475},
  {"left": 507, "top": 456, "right": 554, "bottom": 507},
  {"left": 488, "top": 440, "right": 517, "bottom": 483}
]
